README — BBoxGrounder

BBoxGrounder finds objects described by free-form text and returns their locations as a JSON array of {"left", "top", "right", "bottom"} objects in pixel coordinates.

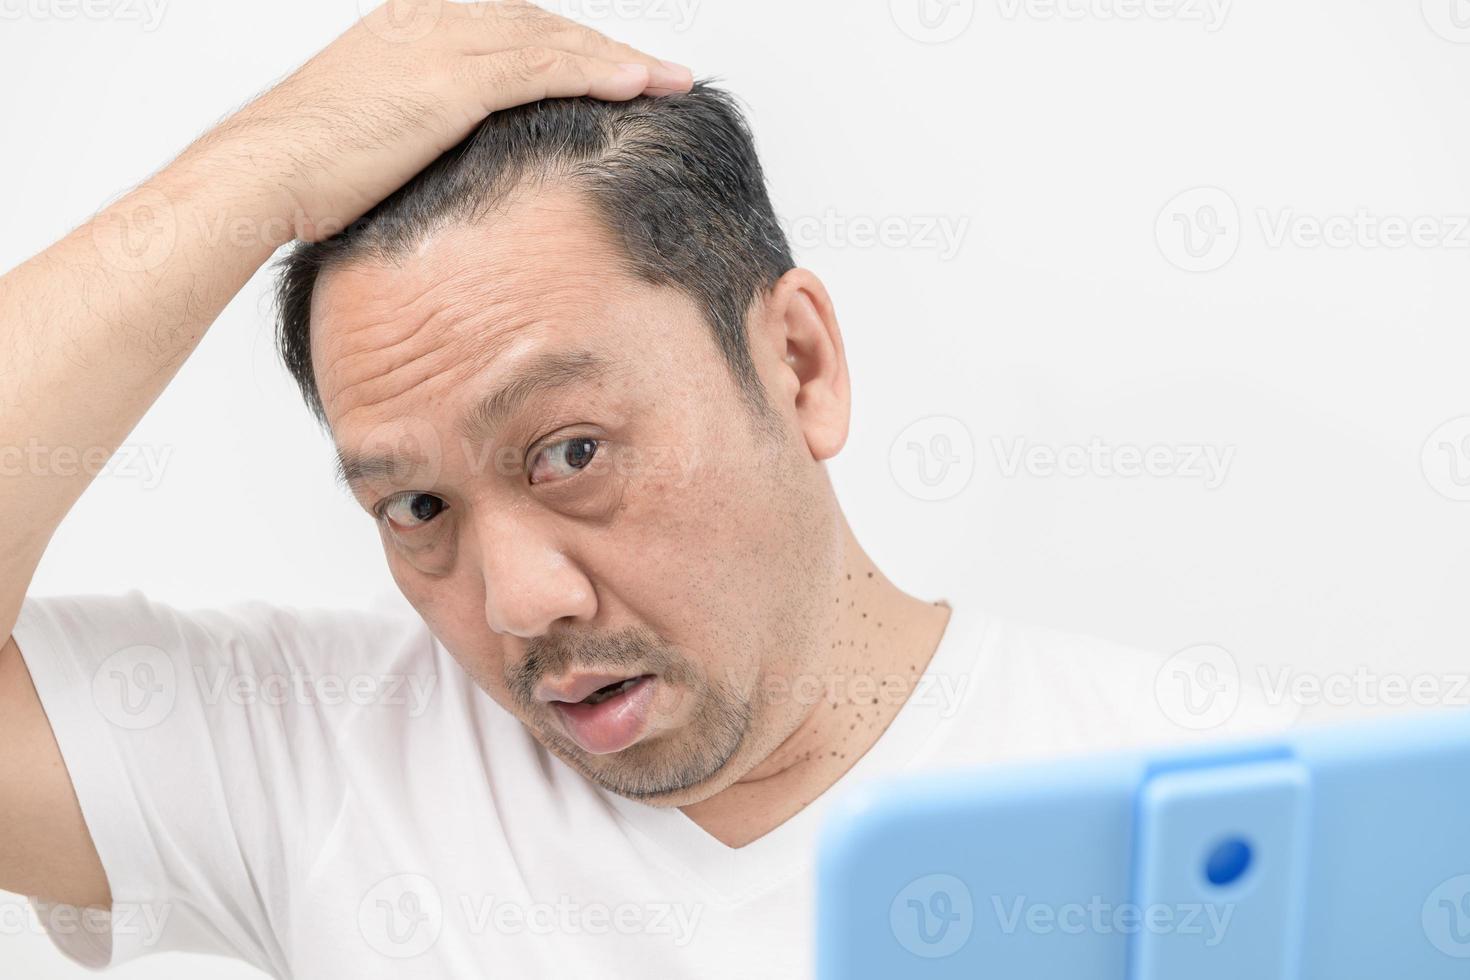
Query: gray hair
[{"left": 274, "top": 81, "right": 795, "bottom": 426}]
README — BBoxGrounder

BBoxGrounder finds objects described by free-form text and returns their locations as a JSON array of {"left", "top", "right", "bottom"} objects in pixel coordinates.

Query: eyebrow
[
  {"left": 334, "top": 348, "right": 611, "bottom": 491},
  {"left": 456, "top": 348, "right": 610, "bottom": 443}
]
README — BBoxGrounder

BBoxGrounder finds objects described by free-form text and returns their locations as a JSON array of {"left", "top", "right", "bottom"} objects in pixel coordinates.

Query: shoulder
[
  {"left": 951, "top": 613, "right": 1301, "bottom": 761},
  {"left": 13, "top": 589, "right": 468, "bottom": 744},
  {"left": 18, "top": 588, "right": 437, "bottom": 670}
]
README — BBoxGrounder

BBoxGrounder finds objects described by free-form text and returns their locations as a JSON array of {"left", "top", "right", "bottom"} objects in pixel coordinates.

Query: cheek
[
  {"left": 602, "top": 439, "right": 795, "bottom": 671},
  {"left": 387, "top": 550, "right": 519, "bottom": 703},
  {"left": 614, "top": 445, "right": 745, "bottom": 574},
  {"left": 378, "top": 513, "right": 459, "bottom": 576},
  {"left": 382, "top": 536, "right": 487, "bottom": 656}
]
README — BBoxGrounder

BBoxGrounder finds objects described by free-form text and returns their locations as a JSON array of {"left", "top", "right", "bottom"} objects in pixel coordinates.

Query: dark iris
[
  {"left": 566, "top": 438, "right": 598, "bottom": 469},
  {"left": 409, "top": 494, "right": 444, "bottom": 522}
]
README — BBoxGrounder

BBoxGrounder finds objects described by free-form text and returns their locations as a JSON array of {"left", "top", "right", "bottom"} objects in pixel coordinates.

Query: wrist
[{"left": 158, "top": 132, "right": 308, "bottom": 258}]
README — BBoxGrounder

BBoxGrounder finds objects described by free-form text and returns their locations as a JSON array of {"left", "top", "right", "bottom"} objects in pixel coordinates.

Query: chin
[
  {"left": 561, "top": 733, "right": 751, "bottom": 807},
  {"left": 612, "top": 766, "right": 740, "bottom": 808}
]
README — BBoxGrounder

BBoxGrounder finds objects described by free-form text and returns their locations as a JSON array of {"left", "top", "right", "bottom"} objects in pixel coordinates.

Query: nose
[{"left": 477, "top": 512, "right": 597, "bottom": 639}]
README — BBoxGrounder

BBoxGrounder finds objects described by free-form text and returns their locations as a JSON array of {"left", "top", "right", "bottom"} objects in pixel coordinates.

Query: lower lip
[{"left": 552, "top": 676, "right": 657, "bottom": 755}]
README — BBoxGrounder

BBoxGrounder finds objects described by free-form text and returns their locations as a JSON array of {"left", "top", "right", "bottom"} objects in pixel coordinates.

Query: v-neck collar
[{"left": 597, "top": 588, "right": 991, "bottom": 900}]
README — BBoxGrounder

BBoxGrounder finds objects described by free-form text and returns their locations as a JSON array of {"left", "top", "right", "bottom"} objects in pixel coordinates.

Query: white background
[{"left": 4, "top": 0, "right": 1470, "bottom": 975}]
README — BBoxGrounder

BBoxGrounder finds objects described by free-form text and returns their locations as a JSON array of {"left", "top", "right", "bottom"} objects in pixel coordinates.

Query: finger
[
  {"left": 531, "top": 21, "right": 692, "bottom": 91},
  {"left": 446, "top": 3, "right": 692, "bottom": 92},
  {"left": 467, "top": 48, "right": 655, "bottom": 110}
]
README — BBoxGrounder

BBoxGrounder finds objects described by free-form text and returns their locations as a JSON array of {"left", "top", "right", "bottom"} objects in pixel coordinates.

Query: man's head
[{"left": 275, "top": 84, "right": 853, "bottom": 805}]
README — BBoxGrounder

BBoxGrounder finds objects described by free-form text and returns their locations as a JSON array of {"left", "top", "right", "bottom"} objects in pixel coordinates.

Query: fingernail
[{"left": 653, "top": 60, "right": 694, "bottom": 87}]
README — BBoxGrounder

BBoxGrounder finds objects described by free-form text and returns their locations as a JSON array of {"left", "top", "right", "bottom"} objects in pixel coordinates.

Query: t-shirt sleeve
[{"left": 10, "top": 589, "right": 439, "bottom": 976}]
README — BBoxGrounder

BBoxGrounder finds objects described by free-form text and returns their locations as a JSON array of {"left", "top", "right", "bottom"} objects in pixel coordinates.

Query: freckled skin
[{"left": 312, "top": 186, "right": 951, "bottom": 847}]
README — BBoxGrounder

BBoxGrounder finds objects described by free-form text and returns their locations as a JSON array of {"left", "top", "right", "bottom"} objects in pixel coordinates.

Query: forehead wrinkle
[
  {"left": 319, "top": 270, "right": 544, "bottom": 424},
  {"left": 317, "top": 186, "right": 649, "bottom": 428},
  {"left": 330, "top": 308, "right": 581, "bottom": 442},
  {"left": 315, "top": 277, "right": 458, "bottom": 423},
  {"left": 327, "top": 312, "right": 476, "bottom": 419},
  {"left": 455, "top": 348, "right": 613, "bottom": 444},
  {"left": 312, "top": 253, "right": 457, "bottom": 368}
]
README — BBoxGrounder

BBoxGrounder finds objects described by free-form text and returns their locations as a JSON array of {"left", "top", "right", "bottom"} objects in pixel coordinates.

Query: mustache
[{"left": 506, "top": 625, "right": 696, "bottom": 708}]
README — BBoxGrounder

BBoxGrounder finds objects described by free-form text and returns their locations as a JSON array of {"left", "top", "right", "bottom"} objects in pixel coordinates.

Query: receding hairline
[
  {"left": 304, "top": 182, "right": 702, "bottom": 426},
  {"left": 307, "top": 178, "right": 652, "bottom": 314},
  {"left": 276, "top": 83, "right": 797, "bottom": 430}
]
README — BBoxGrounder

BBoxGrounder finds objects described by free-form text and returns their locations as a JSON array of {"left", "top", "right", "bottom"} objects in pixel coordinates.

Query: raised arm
[{"left": 0, "top": 1, "right": 691, "bottom": 908}]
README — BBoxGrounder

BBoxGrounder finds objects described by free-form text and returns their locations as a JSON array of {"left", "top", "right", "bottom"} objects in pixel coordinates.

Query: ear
[{"left": 749, "top": 268, "right": 850, "bottom": 460}]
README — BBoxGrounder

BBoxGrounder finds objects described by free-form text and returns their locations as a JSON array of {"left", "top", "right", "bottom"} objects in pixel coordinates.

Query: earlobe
[{"left": 756, "top": 268, "right": 851, "bottom": 461}]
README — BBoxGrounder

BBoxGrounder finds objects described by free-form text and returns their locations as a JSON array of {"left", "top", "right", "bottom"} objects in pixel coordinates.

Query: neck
[{"left": 679, "top": 524, "right": 952, "bottom": 847}]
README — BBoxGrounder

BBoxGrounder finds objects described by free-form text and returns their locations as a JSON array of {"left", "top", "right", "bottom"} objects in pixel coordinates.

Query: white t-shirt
[{"left": 12, "top": 586, "right": 1294, "bottom": 978}]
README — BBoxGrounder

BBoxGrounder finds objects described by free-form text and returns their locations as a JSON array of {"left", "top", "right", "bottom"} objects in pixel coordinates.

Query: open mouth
[
  {"left": 576, "top": 676, "right": 645, "bottom": 706},
  {"left": 548, "top": 674, "right": 658, "bottom": 755}
]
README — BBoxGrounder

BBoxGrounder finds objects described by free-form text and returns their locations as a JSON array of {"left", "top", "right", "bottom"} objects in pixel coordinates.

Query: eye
[
  {"left": 529, "top": 436, "right": 600, "bottom": 485},
  {"left": 379, "top": 492, "right": 447, "bottom": 530}
]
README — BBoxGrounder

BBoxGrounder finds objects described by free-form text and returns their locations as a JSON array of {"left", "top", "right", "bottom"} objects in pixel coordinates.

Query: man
[{"left": 0, "top": 4, "right": 1286, "bottom": 977}]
